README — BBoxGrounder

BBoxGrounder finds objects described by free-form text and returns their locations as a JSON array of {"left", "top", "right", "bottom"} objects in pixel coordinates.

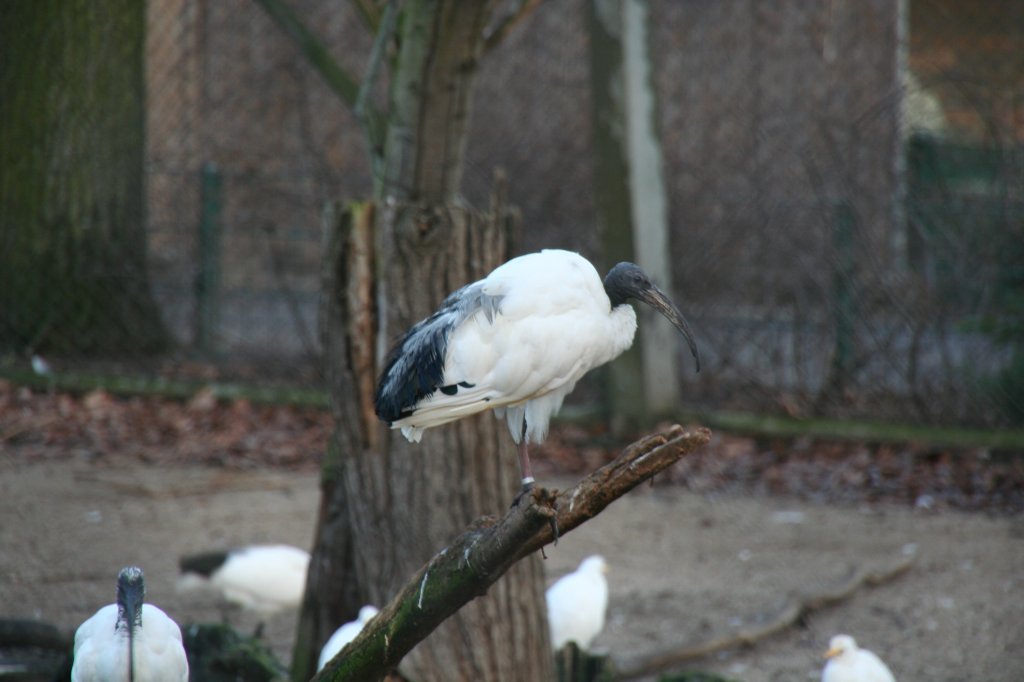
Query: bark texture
[
  {"left": 292, "top": 3, "right": 554, "bottom": 680},
  {"left": 298, "top": 194, "right": 550, "bottom": 682},
  {"left": 0, "top": 0, "right": 167, "bottom": 354},
  {"left": 314, "top": 425, "right": 713, "bottom": 681}
]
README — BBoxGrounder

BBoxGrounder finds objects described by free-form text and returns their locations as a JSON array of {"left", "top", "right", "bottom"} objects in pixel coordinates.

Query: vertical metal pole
[
  {"left": 830, "top": 200, "right": 856, "bottom": 389},
  {"left": 196, "top": 162, "right": 222, "bottom": 352}
]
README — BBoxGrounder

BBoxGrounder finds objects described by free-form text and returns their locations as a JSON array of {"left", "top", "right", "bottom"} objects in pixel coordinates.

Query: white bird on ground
[
  {"left": 822, "top": 634, "right": 896, "bottom": 682},
  {"left": 177, "top": 544, "right": 309, "bottom": 614},
  {"left": 30, "top": 354, "right": 52, "bottom": 376},
  {"left": 71, "top": 566, "right": 189, "bottom": 682},
  {"left": 545, "top": 555, "right": 609, "bottom": 651},
  {"left": 374, "top": 249, "right": 700, "bottom": 495},
  {"left": 317, "top": 605, "right": 380, "bottom": 671}
]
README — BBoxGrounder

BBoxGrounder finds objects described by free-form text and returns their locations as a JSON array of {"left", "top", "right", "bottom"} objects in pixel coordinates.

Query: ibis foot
[{"left": 511, "top": 478, "right": 535, "bottom": 507}]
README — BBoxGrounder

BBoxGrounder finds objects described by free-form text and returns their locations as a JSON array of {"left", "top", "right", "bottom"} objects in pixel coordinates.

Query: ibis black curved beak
[{"left": 636, "top": 285, "right": 701, "bottom": 372}]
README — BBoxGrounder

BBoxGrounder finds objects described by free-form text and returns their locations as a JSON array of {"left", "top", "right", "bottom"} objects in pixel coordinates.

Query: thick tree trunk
[
  {"left": 293, "top": 3, "right": 553, "bottom": 679},
  {"left": 377, "top": 0, "right": 488, "bottom": 204},
  {"left": 0, "top": 0, "right": 167, "bottom": 354},
  {"left": 300, "top": 198, "right": 551, "bottom": 682}
]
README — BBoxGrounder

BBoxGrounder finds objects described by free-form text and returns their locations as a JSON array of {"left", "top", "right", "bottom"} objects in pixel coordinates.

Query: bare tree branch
[
  {"left": 613, "top": 548, "right": 918, "bottom": 680},
  {"left": 351, "top": 0, "right": 382, "bottom": 32},
  {"left": 356, "top": 0, "right": 399, "bottom": 172},
  {"left": 483, "top": 0, "right": 546, "bottom": 54},
  {"left": 254, "top": 0, "right": 359, "bottom": 104},
  {"left": 314, "top": 425, "right": 712, "bottom": 681}
]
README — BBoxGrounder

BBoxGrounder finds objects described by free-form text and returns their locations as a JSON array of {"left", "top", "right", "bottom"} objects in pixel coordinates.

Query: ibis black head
[
  {"left": 179, "top": 550, "right": 230, "bottom": 578},
  {"left": 603, "top": 262, "right": 701, "bottom": 372},
  {"left": 116, "top": 566, "right": 146, "bottom": 630}
]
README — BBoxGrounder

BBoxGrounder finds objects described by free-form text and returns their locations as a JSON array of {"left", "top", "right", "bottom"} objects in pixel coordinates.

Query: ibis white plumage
[
  {"left": 71, "top": 566, "right": 189, "bottom": 682},
  {"left": 822, "top": 634, "right": 896, "bottom": 682},
  {"left": 545, "top": 555, "right": 609, "bottom": 651},
  {"left": 374, "top": 249, "right": 700, "bottom": 492},
  {"left": 177, "top": 544, "right": 309, "bottom": 615},
  {"left": 317, "top": 605, "right": 379, "bottom": 671}
]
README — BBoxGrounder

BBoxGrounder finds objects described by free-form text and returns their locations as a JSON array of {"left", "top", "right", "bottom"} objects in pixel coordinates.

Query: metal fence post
[
  {"left": 830, "top": 200, "right": 856, "bottom": 390},
  {"left": 196, "top": 162, "right": 223, "bottom": 352}
]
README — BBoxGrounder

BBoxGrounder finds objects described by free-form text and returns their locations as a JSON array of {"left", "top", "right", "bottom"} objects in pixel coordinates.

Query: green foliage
[
  {"left": 181, "top": 623, "right": 287, "bottom": 682},
  {"left": 554, "top": 642, "right": 616, "bottom": 682}
]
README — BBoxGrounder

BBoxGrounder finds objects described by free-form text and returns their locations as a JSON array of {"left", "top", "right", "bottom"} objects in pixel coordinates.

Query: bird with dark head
[
  {"left": 71, "top": 566, "right": 188, "bottom": 682},
  {"left": 602, "top": 262, "right": 700, "bottom": 371},
  {"left": 117, "top": 567, "right": 144, "bottom": 677},
  {"left": 177, "top": 544, "right": 309, "bottom": 616},
  {"left": 374, "top": 249, "right": 701, "bottom": 498}
]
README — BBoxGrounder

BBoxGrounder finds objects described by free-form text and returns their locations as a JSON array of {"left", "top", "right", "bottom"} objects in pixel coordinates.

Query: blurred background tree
[{"left": 0, "top": 0, "right": 168, "bottom": 356}]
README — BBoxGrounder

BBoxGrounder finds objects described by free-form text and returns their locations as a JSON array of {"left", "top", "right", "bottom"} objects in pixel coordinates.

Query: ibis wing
[
  {"left": 374, "top": 281, "right": 506, "bottom": 423},
  {"left": 70, "top": 605, "right": 125, "bottom": 682},
  {"left": 391, "top": 303, "right": 617, "bottom": 437},
  {"left": 135, "top": 605, "right": 189, "bottom": 678}
]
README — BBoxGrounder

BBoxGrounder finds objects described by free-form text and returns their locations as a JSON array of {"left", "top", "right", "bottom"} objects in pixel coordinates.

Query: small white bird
[
  {"left": 71, "top": 566, "right": 189, "bottom": 682},
  {"left": 30, "top": 354, "right": 52, "bottom": 376},
  {"left": 177, "top": 544, "right": 310, "bottom": 614},
  {"left": 375, "top": 250, "right": 700, "bottom": 495},
  {"left": 317, "top": 605, "right": 379, "bottom": 671},
  {"left": 822, "top": 634, "right": 896, "bottom": 682},
  {"left": 545, "top": 555, "right": 609, "bottom": 651}
]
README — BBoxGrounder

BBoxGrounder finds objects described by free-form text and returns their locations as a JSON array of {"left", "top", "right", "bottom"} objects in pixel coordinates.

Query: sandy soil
[{"left": 1, "top": 460, "right": 1021, "bottom": 681}]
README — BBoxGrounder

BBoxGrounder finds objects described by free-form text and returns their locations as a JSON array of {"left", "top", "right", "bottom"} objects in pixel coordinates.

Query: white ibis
[
  {"left": 177, "top": 544, "right": 309, "bottom": 615},
  {"left": 822, "top": 634, "right": 897, "bottom": 682},
  {"left": 71, "top": 566, "right": 189, "bottom": 682},
  {"left": 374, "top": 249, "right": 700, "bottom": 493},
  {"left": 317, "top": 605, "right": 379, "bottom": 671},
  {"left": 545, "top": 555, "right": 609, "bottom": 651}
]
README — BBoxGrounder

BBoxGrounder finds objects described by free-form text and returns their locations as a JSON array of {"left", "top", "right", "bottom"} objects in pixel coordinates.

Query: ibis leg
[{"left": 517, "top": 422, "right": 535, "bottom": 490}]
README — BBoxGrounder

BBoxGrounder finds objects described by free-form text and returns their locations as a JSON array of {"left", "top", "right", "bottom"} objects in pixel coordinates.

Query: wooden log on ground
[{"left": 613, "top": 548, "right": 918, "bottom": 680}]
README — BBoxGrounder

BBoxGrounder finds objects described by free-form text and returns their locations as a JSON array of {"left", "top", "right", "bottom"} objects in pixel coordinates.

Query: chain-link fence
[{"left": 2, "top": 0, "right": 1021, "bottom": 427}]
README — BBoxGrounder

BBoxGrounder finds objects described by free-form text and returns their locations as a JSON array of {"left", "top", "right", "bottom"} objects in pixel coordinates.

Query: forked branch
[{"left": 313, "top": 425, "right": 712, "bottom": 681}]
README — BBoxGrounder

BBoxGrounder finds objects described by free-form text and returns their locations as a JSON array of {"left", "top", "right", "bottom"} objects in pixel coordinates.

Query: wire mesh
[{"left": 2, "top": 0, "right": 1021, "bottom": 427}]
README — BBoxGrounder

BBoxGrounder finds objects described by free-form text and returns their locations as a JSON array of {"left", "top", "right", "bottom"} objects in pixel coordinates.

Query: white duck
[
  {"left": 177, "top": 544, "right": 309, "bottom": 614},
  {"left": 317, "top": 605, "right": 380, "bottom": 671},
  {"left": 822, "top": 634, "right": 896, "bottom": 682},
  {"left": 545, "top": 555, "right": 609, "bottom": 651}
]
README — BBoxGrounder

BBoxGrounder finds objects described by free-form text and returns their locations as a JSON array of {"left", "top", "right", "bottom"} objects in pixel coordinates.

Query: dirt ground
[{"left": 1, "top": 457, "right": 1021, "bottom": 682}]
